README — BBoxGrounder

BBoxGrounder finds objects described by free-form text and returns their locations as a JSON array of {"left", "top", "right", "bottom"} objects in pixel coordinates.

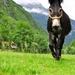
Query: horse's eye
[
  {"left": 49, "top": 8, "right": 53, "bottom": 14},
  {"left": 58, "top": 8, "right": 62, "bottom": 13}
]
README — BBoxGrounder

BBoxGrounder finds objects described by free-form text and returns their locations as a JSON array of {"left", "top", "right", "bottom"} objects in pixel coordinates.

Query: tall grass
[{"left": 0, "top": 51, "right": 75, "bottom": 75}]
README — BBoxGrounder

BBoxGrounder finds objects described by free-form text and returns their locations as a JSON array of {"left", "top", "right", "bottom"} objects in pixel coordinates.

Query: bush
[{"left": 63, "top": 41, "right": 75, "bottom": 54}]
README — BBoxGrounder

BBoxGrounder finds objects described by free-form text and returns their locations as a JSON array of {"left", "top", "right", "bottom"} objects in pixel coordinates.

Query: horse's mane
[{"left": 48, "top": 0, "right": 63, "bottom": 4}]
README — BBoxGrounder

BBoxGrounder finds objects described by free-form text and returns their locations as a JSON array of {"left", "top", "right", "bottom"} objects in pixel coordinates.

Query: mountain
[
  {"left": 24, "top": 3, "right": 48, "bottom": 30},
  {"left": 31, "top": 13, "right": 48, "bottom": 30},
  {"left": 0, "top": 0, "right": 42, "bottom": 29},
  {"left": 1, "top": 0, "right": 48, "bottom": 33},
  {"left": 18, "top": 2, "right": 48, "bottom": 31},
  {"left": 0, "top": 0, "right": 48, "bottom": 52}
]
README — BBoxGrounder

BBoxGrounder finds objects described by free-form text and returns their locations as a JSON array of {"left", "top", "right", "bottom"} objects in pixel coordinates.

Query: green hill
[
  {"left": 0, "top": 0, "right": 43, "bottom": 29},
  {"left": 0, "top": 0, "right": 48, "bottom": 53},
  {"left": 0, "top": 51, "right": 75, "bottom": 75}
]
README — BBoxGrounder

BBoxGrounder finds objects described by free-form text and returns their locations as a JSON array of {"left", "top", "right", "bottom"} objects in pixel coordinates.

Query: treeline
[
  {"left": 63, "top": 41, "right": 75, "bottom": 54},
  {"left": 0, "top": 12, "right": 49, "bottom": 53}
]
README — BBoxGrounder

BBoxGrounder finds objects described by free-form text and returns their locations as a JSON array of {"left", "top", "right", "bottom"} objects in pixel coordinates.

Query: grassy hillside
[
  {"left": 0, "top": 0, "right": 44, "bottom": 29},
  {"left": 0, "top": 51, "right": 75, "bottom": 75},
  {"left": 0, "top": 0, "right": 48, "bottom": 52}
]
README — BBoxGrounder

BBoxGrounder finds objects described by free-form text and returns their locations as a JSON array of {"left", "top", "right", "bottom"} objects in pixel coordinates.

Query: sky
[{"left": 14, "top": 0, "right": 75, "bottom": 20}]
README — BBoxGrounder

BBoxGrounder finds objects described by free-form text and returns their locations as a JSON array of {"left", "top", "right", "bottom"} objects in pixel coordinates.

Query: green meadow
[{"left": 0, "top": 51, "right": 75, "bottom": 75}]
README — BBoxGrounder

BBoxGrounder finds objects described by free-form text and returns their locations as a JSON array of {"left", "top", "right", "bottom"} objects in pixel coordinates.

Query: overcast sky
[{"left": 14, "top": 0, "right": 75, "bottom": 20}]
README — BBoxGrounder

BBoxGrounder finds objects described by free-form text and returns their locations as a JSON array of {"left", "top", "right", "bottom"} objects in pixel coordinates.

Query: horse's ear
[
  {"left": 58, "top": 0, "right": 63, "bottom": 4},
  {"left": 48, "top": 0, "right": 63, "bottom": 4},
  {"left": 48, "top": 0, "right": 55, "bottom": 4}
]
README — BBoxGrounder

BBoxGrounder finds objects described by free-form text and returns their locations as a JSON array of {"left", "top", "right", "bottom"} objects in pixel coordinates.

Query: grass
[{"left": 0, "top": 51, "right": 75, "bottom": 75}]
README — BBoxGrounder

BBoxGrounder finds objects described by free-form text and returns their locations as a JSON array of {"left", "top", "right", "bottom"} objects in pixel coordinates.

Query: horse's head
[{"left": 48, "top": 0, "right": 63, "bottom": 33}]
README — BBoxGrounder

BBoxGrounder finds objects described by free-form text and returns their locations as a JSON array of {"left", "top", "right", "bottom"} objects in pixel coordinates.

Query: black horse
[{"left": 47, "top": 0, "right": 71, "bottom": 60}]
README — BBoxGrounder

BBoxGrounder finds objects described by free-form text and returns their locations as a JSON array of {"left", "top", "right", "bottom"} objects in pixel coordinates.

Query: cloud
[{"left": 24, "top": 7, "right": 48, "bottom": 15}]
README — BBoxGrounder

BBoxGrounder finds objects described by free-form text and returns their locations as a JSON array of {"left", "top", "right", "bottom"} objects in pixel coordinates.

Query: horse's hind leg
[{"left": 59, "top": 37, "right": 65, "bottom": 57}]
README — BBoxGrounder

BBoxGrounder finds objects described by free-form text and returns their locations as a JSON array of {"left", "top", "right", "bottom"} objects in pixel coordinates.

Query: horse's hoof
[
  {"left": 55, "top": 56, "right": 61, "bottom": 60},
  {"left": 52, "top": 53, "right": 56, "bottom": 58},
  {"left": 51, "top": 53, "right": 61, "bottom": 60},
  {"left": 55, "top": 57, "right": 60, "bottom": 60},
  {"left": 52, "top": 54, "right": 61, "bottom": 60}
]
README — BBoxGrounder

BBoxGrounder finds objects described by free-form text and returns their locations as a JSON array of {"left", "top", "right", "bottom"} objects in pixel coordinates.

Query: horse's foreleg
[
  {"left": 49, "top": 32, "right": 56, "bottom": 58},
  {"left": 56, "top": 35, "right": 65, "bottom": 58},
  {"left": 49, "top": 44, "right": 57, "bottom": 58}
]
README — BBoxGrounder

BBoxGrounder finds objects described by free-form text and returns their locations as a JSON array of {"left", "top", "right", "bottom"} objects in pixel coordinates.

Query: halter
[{"left": 48, "top": 8, "right": 63, "bottom": 19}]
